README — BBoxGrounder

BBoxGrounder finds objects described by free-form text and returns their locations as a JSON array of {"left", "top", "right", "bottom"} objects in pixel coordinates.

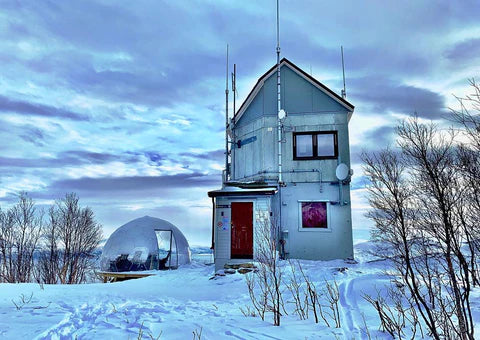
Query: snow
[{"left": 0, "top": 241, "right": 478, "bottom": 339}]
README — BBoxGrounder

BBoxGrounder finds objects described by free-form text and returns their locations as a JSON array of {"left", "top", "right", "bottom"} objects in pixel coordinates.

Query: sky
[{"left": 0, "top": 0, "right": 479, "bottom": 246}]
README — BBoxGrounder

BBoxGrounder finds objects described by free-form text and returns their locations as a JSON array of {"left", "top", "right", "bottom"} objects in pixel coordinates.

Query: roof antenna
[
  {"left": 224, "top": 44, "right": 229, "bottom": 182},
  {"left": 276, "top": 0, "right": 283, "bottom": 184},
  {"left": 341, "top": 45, "right": 347, "bottom": 99},
  {"left": 232, "top": 64, "right": 236, "bottom": 116},
  {"left": 230, "top": 63, "right": 236, "bottom": 180}
]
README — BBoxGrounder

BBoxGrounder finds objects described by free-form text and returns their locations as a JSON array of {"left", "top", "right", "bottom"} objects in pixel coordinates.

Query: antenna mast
[
  {"left": 276, "top": 0, "right": 282, "bottom": 184},
  {"left": 231, "top": 63, "right": 236, "bottom": 180},
  {"left": 225, "top": 44, "right": 229, "bottom": 182},
  {"left": 341, "top": 46, "right": 346, "bottom": 99},
  {"left": 232, "top": 64, "right": 236, "bottom": 116}
]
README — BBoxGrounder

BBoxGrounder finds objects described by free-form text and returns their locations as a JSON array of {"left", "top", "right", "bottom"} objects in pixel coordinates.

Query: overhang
[{"left": 208, "top": 186, "right": 277, "bottom": 198}]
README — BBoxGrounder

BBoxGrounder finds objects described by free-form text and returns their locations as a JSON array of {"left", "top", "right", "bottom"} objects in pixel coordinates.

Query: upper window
[{"left": 293, "top": 131, "right": 338, "bottom": 160}]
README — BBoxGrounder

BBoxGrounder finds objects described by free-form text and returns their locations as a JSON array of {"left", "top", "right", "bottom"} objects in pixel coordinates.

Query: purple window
[{"left": 301, "top": 202, "right": 327, "bottom": 228}]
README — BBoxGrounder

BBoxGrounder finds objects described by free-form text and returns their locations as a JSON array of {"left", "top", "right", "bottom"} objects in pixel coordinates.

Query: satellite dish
[
  {"left": 336, "top": 163, "right": 349, "bottom": 181},
  {"left": 278, "top": 109, "right": 286, "bottom": 120}
]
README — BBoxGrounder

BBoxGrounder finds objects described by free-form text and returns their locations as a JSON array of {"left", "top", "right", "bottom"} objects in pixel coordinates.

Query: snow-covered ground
[{"left": 0, "top": 235, "right": 478, "bottom": 339}]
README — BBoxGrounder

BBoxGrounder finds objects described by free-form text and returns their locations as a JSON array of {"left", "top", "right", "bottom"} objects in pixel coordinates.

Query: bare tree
[
  {"left": 38, "top": 193, "right": 102, "bottom": 284},
  {"left": 286, "top": 260, "right": 308, "bottom": 320},
  {"left": 245, "top": 215, "right": 285, "bottom": 326},
  {"left": 451, "top": 78, "right": 480, "bottom": 150},
  {"left": 362, "top": 114, "right": 477, "bottom": 339},
  {"left": 364, "top": 287, "right": 422, "bottom": 339},
  {"left": 398, "top": 118, "right": 474, "bottom": 339},
  {"left": 450, "top": 79, "right": 480, "bottom": 286},
  {"left": 362, "top": 148, "right": 441, "bottom": 337},
  {"left": 36, "top": 206, "right": 60, "bottom": 284},
  {"left": 0, "top": 193, "right": 43, "bottom": 283}
]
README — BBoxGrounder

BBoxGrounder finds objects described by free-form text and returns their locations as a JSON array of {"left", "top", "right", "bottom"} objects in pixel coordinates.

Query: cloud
[
  {"left": 0, "top": 95, "right": 89, "bottom": 121},
  {"left": 144, "top": 152, "right": 164, "bottom": 165},
  {"left": 363, "top": 126, "right": 397, "bottom": 148},
  {"left": 1, "top": 0, "right": 479, "bottom": 244},
  {"left": 0, "top": 150, "right": 140, "bottom": 169},
  {"left": 18, "top": 125, "right": 48, "bottom": 147},
  {"left": 179, "top": 149, "right": 224, "bottom": 162},
  {"left": 349, "top": 76, "right": 448, "bottom": 119},
  {"left": 48, "top": 173, "right": 219, "bottom": 193},
  {"left": 350, "top": 175, "right": 371, "bottom": 191},
  {"left": 444, "top": 38, "right": 480, "bottom": 63},
  {"left": 350, "top": 125, "right": 399, "bottom": 165}
]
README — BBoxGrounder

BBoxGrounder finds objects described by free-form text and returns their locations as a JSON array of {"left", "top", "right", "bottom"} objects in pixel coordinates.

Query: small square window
[
  {"left": 293, "top": 131, "right": 338, "bottom": 160},
  {"left": 301, "top": 202, "right": 328, "bottom": 228}
]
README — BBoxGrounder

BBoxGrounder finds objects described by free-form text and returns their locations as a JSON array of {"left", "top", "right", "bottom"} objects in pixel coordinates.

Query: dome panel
[{"left": 100, "top": 216, "right": 191, "bottom": 272}]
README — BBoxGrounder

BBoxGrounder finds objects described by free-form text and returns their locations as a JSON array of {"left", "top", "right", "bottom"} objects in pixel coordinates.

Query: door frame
[
  {"left": 154, "top": 229, "right": 179, "bottom": 269},
  {"left": 230, "top": 200, "right": 255, "bottom": 259}
]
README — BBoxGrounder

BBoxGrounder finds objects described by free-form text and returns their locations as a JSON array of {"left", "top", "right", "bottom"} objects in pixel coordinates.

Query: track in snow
[{"left": 338, "top": 274, "right": 379, "bottom": 340}]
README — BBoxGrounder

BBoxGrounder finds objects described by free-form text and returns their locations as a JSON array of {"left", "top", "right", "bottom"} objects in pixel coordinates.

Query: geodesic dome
[{"left": 100, "top": 216, "right": 191, "bottom": 272}]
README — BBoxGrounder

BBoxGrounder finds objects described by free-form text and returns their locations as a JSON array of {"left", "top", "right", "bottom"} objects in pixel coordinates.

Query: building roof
[
  {"left": 234, "top": 58, "right": 354, "bottom": 123},
  {"left": 208, "top": 186, "right": 277, "bottom": 198}
]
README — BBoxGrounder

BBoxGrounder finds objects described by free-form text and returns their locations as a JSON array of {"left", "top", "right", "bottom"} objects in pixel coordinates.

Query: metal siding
[
  {"left": 237, "top": 86, "right": 264, "bottom": 127},
  {"left": 283, "top": 66, "right": 313, "bottom": 114},
  {"left": 312, "top": 85, "right": 346, "bottom": 113},
  {"left": 253, "top": 197, "right": 271, "bottom": 260},
  {"left": 214, "top": 198, "right": 231, "bottom": 262}
]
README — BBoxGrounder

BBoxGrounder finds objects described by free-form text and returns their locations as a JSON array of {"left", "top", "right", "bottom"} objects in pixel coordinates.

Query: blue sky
[{"left": 1, "top": 1, "right": 479, "bottom": 245}]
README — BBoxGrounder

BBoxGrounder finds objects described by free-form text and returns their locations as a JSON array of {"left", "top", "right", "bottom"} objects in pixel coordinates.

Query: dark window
[
  {"left": 293, "top": 131, "right": 338, "bottom": 160},
  {"left": 301, "top": 202, "right": 328, "bottom": 228}
]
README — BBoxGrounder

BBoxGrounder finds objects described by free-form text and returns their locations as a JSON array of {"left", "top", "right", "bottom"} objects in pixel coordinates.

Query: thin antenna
[
  {"left": 225, "top": 44, "right": 229, "bottom": 181},
  {"left": 341, "top": 46, "right": 346, "bottom": 99},
  {"left": 232, "top": 64, "right": 236, "bottom": 115},
  {"left": 276, "top": 0, "right": 282, "bottom": 184},
  {"left": 231, "top": 63, "right": 236, "bottom": 180}
]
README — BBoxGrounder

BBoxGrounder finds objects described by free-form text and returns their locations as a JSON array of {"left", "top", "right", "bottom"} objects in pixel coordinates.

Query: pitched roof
[{"left": 234, "top": 58, "right": 354, "bottom": 123}]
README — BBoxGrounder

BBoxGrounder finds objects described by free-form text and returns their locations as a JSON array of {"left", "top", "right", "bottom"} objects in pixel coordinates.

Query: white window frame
[{"left": 297, "top": 200, "right": 332, "bottom": 232}]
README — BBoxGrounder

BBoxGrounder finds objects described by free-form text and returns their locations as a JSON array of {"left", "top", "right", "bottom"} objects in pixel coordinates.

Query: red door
[{"left": 231, "top": 202, "right": 253, "bottom": 259}]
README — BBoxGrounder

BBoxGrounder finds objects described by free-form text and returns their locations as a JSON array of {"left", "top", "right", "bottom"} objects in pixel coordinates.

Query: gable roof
[{"left": 234, "top": 58, "right": 354, "bottom": 123}]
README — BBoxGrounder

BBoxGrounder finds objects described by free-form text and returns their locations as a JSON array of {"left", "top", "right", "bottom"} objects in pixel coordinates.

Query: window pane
[
  {"left": 301, "top": 202, "right": 327, "bottom": 228},
  {"left": 317, "top": 134, "right": 335, "bottom": 157},
  {"left": 296, "top": 134, "right": 313, "bottom": 157}
]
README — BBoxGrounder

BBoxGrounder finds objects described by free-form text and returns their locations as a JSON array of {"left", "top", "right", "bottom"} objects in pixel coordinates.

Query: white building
[{"left": 208, "top": 58, "right": 354, "bottom": 271}]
